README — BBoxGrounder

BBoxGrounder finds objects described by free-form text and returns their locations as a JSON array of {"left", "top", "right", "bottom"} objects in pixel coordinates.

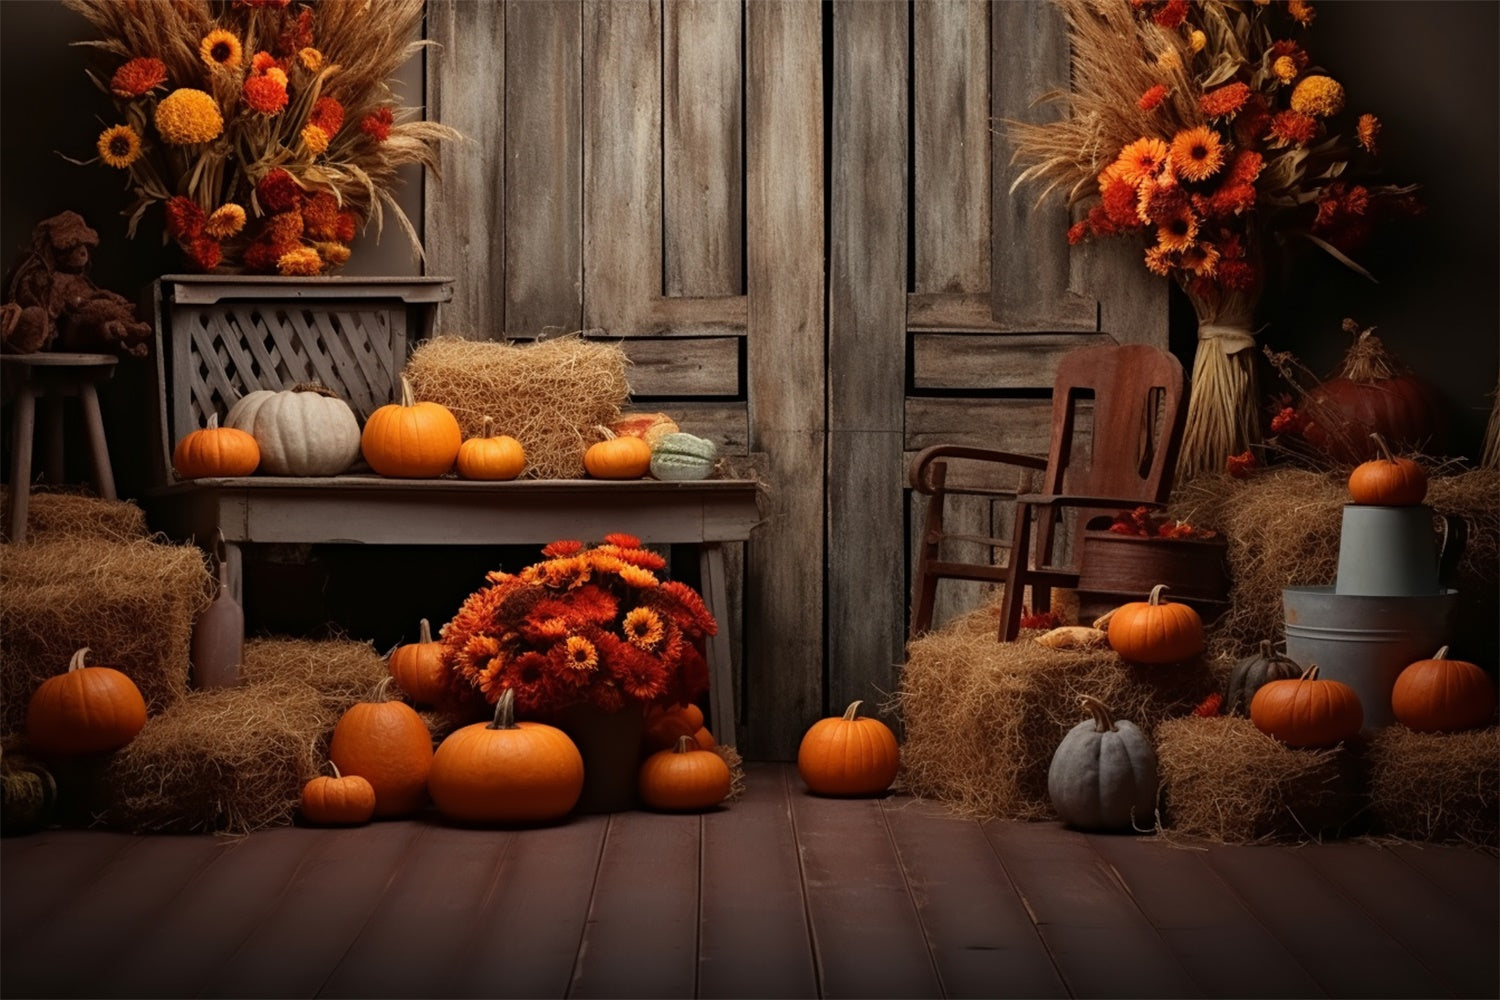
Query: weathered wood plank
[
  {"left": 905, "top": 396, "right": 1059, "bottom": 453},
  {"left": 913, "top": 0, "right": 990, "bottom": 297},
  {"left": 616, "top": 336, "right": 741, "bottom": 397},
  {"left": 658, "top": 399, "right": 750, "bottom": 453},
  {"left": 911, "top": 332, "right": 1118, "bottom": 390},
  {"left": 0, "top": 828, "right": 138, "bottom": 937},
  {"left": 1089, "top": 834, "right": 1322, "bottom": 999},
  {"left": 1299, "top": 841, "right": 1499, "bottom": 999},
  {"left": 981, "top": 820, "right": 1201, "bottom": 998},
  {"left": 1200, "top": 842, "right": 1448, "bottom": 999},
  {"left": 569, "top": 812, "right": 701, "bottom": 999},
  {"left": 991, "top": 0, "right": 1095, "bottom": 330},
  {"left": 665, "top": 0, "right": 743, "bottom": 298},
  {"left": 698, "top": 764, "right": 819, "bottom": 998},
  {"left": 907, "top": 291, "right": 1100, "bottom": 333},
  {"left": 792, "top": 792, "right": 944, "bottom": 998},
  {"left": 450, "top": 815, "right": 609, "bottom": 999},
  {"left": 583, "top": 0, "right": 662, "bottom": 336},
  {"left": 828, "top": 0, "right": 909, "bottom": 717},
  {"left": 743, "top": 0, "right": 825, "bottom": 760},
  {"left": 505, "top": 0, "right": 583, "bottom": 338},
  {"left": 1389, "top": 842, "right": 1500, "bottom": 927},
  {"left": 424, "top": 1, "right": 505, "bottom": 339},
  {"left": 884, "top": 798, "right": 1069, "bottom": 998}
]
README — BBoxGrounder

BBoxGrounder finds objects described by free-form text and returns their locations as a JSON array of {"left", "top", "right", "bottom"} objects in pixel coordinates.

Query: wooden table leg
[
  {"left": 78, "top": 382, "right": 116, "bottom": 500},
  {"left": 7, "top": 384, "right": 36, "bottom": 543},
  {"left": 698, "top": 541, "right": 738, "bottom": 748}
]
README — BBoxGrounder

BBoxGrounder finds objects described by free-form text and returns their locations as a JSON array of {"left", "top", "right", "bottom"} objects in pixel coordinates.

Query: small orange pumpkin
[
  {"left": 609, "top": 411, "right": 681, "bottom": 446},
  {"left": 1391, "top": 646, "right": 1497, "bottom": 733},
  {"left": 388, "top": 618, "right": 451, "bottom": 707},
  {"left": 26, "top": 648, "right": 148, "bottom": 756},
  {"left": 583, "top": 431, "right": 652, "bottom": 479},
  {"left": 1100, "top": 584, "right": 1204, "bottom": 664},
  {"left": 1348, "top": 432, "right": 1428, "bottom": 506},
  {"left": 638, "top": 734, "right": 732, "bottom": 811},
  {"left": 456, "top": 415, "right": 526, "bottom": 481},
  {"left": 642, "top": 702, "right": 705, "bottom": 753},
  {"left": 427, "top": 688, "right": 585, "bottom": 825},
  {"left": 299, "top": 761, "right": 377, "bottom": 825},
  {"left": 1250, "top": 663, "right": 1363, "bottom": 747},
  {"left": 796, "top": 700, "right": 900, "bottom": 796},
  {"left": 172, "top": 414, "right": 261, "bottom": 478},
  {"left": 328, "top": 678, "right": 435, "bottom": 817},
  {"left": 361, "top": 376, "right": 464, "bottom": 478}
]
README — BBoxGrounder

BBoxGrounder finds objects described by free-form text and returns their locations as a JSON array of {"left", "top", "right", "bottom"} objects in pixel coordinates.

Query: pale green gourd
[
  {"left": 650, "top": 432, "right": 718, "bottom": 481},
  {"left": 1046, "top": 695, "right": 1159, "bottom": 831},
  {"left": 224, "top": 383, "right": 362, "bottom": 476}
]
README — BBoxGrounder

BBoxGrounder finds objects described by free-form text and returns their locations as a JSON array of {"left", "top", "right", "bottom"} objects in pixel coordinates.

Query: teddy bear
[{"left": 1, "top": 211, "right": 153, "bottom": 358}]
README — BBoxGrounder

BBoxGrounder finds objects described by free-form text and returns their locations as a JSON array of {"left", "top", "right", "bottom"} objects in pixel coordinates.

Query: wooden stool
[{"left": 3, "top": 352, "right": 119, "bottom": 542}]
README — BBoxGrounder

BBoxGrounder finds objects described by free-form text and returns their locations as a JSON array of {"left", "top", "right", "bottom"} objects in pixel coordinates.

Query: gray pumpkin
[
  {"left": 1047, "top": 695, "right": 1158, "bottom": 831},
  {"left": 1226, "top": 640, "right": 1301, "bottom": 717}
]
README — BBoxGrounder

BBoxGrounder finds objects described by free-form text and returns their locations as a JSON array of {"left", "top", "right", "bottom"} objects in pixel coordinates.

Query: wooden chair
[{"left": 909, "top": 342, "right": 1188, "bottom": 641}]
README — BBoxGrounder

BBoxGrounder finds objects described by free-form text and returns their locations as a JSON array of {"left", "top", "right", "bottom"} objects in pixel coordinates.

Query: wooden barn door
[{"left": 423, "top": 0, "right": 1164, "bottom": 759}]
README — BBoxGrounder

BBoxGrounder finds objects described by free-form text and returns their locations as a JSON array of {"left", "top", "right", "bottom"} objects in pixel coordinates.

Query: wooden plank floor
[{"left": 3, "top": 763, "right": 1495, "bottom": 1000}]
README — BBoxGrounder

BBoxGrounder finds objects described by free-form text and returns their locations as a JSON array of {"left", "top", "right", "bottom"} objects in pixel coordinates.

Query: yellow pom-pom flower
[
  {"left": 1290, "top": 75, "right": 1345, "bottom": 118},
  {"left": 277, "top": 246, "right": 324, "bottom": 276},
  {"left": 155, "top": 88, "right": 224, "bottom": 145},
  {"left": 205, "top": 204, "right": 247, "bottom": 239},
  {"left": 301, "top": 124, "right": 331, "bottom": 156}
]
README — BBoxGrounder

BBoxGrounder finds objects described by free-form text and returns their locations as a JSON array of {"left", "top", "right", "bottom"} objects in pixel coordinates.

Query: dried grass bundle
[
  {"left": 1368, "top": 725, "right": 1499, "bottom": 848},
  {"left": 238, "top": 635, "right": 387, "bottom": 715},
  {"left": 403, "top": 335, "right": 631, "bottom": 479},
  {"left": 0, "top": 488, "right": 147, "bottom": 543},
  {"left": 896, "top": 603, "right": 1220, "bottom": 820},
  {"left": 1155, "top": 716, "right": 1366, "bottom": 843},
  {"left": 0, "top": 538, "right": 212, "bottom": 737}
]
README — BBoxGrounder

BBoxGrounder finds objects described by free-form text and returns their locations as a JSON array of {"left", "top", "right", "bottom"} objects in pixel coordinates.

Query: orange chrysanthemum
[
  {"left": 1137, "top": 179, "right": 1189, "bottom": 226},
  {"left": 310, "top": 97, "right": 345, "bottom": 136},
  {"left": 623, "top": 607, "right": 665, "bottom": 650},
  {"left": 1112, "top": 137, "right": 1170, "bottom": 187},
  {"left": 1200, "top": 82, "right": 1251, "bottom": 120},
  {"left": 110, "top": 57, "right": 167, "bottom": 98},
  {"left": 1154, "top": 203, "right": 1199, "bottom": 253},
  {"left": 1168, "top": 126, "right": 1225, "bottom": 183},
  {"left": 542, "top": 539, "right": 585, "bottom": 558},
  {"left": 1267, "top": 110, "right": 1319, "bottom": 147},
  {"left": 243, "top": 75, "right": 289, "bottom": 116},
  {"left": 1288, "top": 0, "right": 1316, "bottom": 27},
  {"left": 562, "top": 636, "right": 599, "bottom": 672},
  {"left": 301, "top": 124, "right": 331, "bottom": 156},
  {"left": 1357, "top": 114, "right": 1381, "bottom": 155}
]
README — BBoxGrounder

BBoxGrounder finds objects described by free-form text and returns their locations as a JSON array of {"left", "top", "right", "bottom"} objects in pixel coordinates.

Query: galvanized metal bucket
[{"left": 1282, "top": 585, "right": 1459, "bottom": 730}]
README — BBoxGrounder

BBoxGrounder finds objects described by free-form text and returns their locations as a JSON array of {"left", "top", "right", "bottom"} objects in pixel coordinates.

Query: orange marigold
[
  {"left": 1288, "top": 0, "right": 1316, "bottom": 26},
  {"left": 1267, "top": 110, "right": 1319, "bottom": 147},
  {"left": 1357, "top": 113, "right": 1381, "bottom": 154},
  {"left": 243, "top": 75, "right": 289, "bottom": 116},
  {"left": 110, "top": 57, "right": 167, "bottom": 98},
  {"left": 1137, "top": 84, "right": 1169, "bottom": 112},
  {"left": 277, "top": 246, "right": 324, "bottom": 277},
  {"left": 1200, "top": 82, "right": 1250, "bottom": 120}
]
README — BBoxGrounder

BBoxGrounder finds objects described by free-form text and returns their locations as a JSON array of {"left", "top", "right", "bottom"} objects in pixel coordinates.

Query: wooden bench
[{"left": 141, "top": 276, "right": 761, "bottom": 745}]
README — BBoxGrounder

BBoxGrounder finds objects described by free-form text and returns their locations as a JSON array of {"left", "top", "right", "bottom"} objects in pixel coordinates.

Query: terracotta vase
[{"left": 552, "top": 701, "right": 646, "bottom": 814}]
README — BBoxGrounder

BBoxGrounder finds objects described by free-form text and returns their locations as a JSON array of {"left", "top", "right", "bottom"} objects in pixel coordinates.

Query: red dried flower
[
  {"left": 1270, "top": 406, "right": 1305, "bottom": 436},
  {"left": 310, "top": 96, "right": 345, "bottom": 136},
  {"left": 1200, "top": 82, "right": 1251, "bottom": 120},
  {"left": 110, "top": 57, "right": 167, "bottom": 98},
  {"left": 257, "top": 168, "right": 302, "bottom": 213},
  {"left": 1226, "top": 450, "right": 1257, "bottom": 479},
  {"left": 1268, "top": 110, "right": 1319, "bottom": 147},
  {"left": 359, "top": 106, "right": 395, "bottom": 143},
  {"left": 1019, "top": 608, "right": 1063, "bottom": 631},
  {"left": 183, "top": 236, "right": 221, "bottom": 272},
  {"left": 1193, "top": 692, "right": 1224, "bottom": 717},
  {"left": 243, "top": 74, "right": 289, "bottom": 116},
  {"left": 1137, "top": 84, "right": 1169, "bottom": 112},
  {"left": 301, "top": 190, "right": 341, "bottom": 240},
  {"left": 164, "top": 196, "right": 205, "bottom": 240}
]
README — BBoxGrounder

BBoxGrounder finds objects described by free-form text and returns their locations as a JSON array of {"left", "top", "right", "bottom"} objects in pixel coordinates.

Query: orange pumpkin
[
  {"left": 388, "top": 618, "right": 451, "bottom": 707},
  {"left": 299, "top": 761, "right": 377, "bottom": 825},
  {"left": 26, "top": 648, "right": 148, "bottom": 756},
  {"left": 584, "top": 432, "right": 652, "bottom": 479},
  {"left": 427, "top": 688, "right": 585, "bottom": 824},
  {"left": 1250, "top": 663, "right": 1364, "bottom": 747},
  {"left": 456, "top": 416, "right": 526, "bottom": 481},
  {"left": 1391, "top": 646, "right": 1497, "bottom": 733},
  {"left": 1348, "top": 432, "right": 1427, "bottom": 506},
  {"left": 1101, "top": 584, "right": 1204, "bottom": 664},
  {"left": 172, "top": 414, "right": 261, "bottom": 478},
  {"left": 638, "top": 734, "right": 732, "bottom": 811},
  {"left": 642, "top": 702, "right": 705, "bottom": 753},
  {"left": 328, "top": 679, "right": 434, "bottom": 817},
  {"left": 361, "top": 376, "right": 463, "bottom": 477},
  {"left": 609, "top": 411, "right": 680, "bottom": 446},
  {"left": 796, "top": 700, "right": 900, "bottom": 796}
]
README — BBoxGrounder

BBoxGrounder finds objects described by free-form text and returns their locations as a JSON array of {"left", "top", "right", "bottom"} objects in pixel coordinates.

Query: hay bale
[
  {"left": 1368, "top": 725, "right": 1499, "bottom": 847},
  {"left": 98, "top": 637, "right": 392, "bottom": 835},
  {"left": 897, "top": 603, "right": 1221, "bottom": 820},
  {"left": 0, "top": 488, "right": 148, "bottom": 543},
  {"left": 0, "top": 538, "right": 212, "bottom": 738},
  {"left": 1156, "top": 716, "right": 1366, "bottom": 843},
  {"left": 403, "top": 334, "right": 631, "bottom": 479}
]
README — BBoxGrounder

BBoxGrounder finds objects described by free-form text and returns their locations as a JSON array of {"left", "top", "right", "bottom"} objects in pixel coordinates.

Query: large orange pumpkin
[
  {"left": 328, "top": 679, "right": 434, "bottom": 817},
  {"left": 1101, "top": 584, "right": 1204, "bottom": 664},
  {"left": 1250, "top": 663, "right": 1363, "bottom": 748},
  {"left": 638, "top": 735, "right": 732, "bottom": 812},
  {"left": 26, "top": 648, "right": 148, "bottom": 756},
  {"left": 427, "top": 688, "right": 585, "bottom": 824},
  {"left": 796, "top": 700, "right": 899, "bottom": 796},
  {"left": 1391, "top": 646, "right": 1497, "bottom": 733},
  {"left": 361, "top": 376, "right": 463, "bottom": 477},
  {"left": 1347, "top": 433, "right": 1427, "bottom": 506},
  {"left": 172, "top": 414, "right": 261, "bottom": 478}
]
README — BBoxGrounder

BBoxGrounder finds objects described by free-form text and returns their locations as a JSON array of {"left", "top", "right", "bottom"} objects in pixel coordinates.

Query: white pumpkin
[
  {"left": 224, "top": 383, "right": 362, "bottom": 476},
  {"left": 650, "top": 431, "right": 718, "bottom": 481},
  {"left": 1046, "top": 695, "right": 1159, "bottom": 832}
]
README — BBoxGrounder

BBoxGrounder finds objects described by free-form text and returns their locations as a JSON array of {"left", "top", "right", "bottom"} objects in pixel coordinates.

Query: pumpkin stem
[
  {"left": 68, "top": 647, "right": 90, "bottom": 673},
  {"left": 841, "top": 700, "right": 865, "bottom": 722},
  {"left": 417, "top": 618, "right": 432, "bottom": 644},
  {"left": 329, "top": 760, "right": 344, "bottom": 779},
  {"left": 373, "top": 675, "right": 398, "bottom": 702},
  {"left": 1432, "top": 645, "right": 1450, "bottom": 660},
  {"left": 206, "top": 413, "right": 221, "bottom": 430},
  {"left": 399, "top": 375, "right": 416, "bottom": 408},
  {"left": 1300, "top": 664, "right": 1321, "bottom": 681},
  {"left": 1369, "top": 432, "right": 1398, "bottom": 464},
  {"left": 673, "top": 734, "right": 697, "bottom": 754},
  {"left": 1091, "top": 608, "right": 1117, "bottom": 631},
  {"left": 1148, "top": 583, "right": 1170, "bottom": 606},
  {"left": 1258, "top": 638, "right": 1276, "bottom": 660},
  {"left": 1078, "top": 694, "right": 1117, "bottom": 733},
  {"left": 289, "top": 380, "right": 339, "bottom": 398},
  {"left": 480, "top": 415, "right": 495, "bottom": 438},
  {"left": 487, "top": 687, "right": 519, "bottom": 730}
]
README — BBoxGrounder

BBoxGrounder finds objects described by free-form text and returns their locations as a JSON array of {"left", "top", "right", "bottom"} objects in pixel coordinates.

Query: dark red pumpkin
[{"left": 1303, "top": 325, "right": 1448, "bottom": 463}]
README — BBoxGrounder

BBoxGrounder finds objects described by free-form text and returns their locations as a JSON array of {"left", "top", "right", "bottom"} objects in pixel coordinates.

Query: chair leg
[
  {"left": 998, "top": 500, "right": 1033, "bottom": 642},
  {"left": 909, "top": 464, "right": 948, "bottom": 638},
  {"left": 78, "top": 382, "right": 116, "bottom": 500}
]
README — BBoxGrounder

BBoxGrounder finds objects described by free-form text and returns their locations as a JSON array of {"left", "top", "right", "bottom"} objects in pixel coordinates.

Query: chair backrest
[{"left": 1034, "top": 342, "right": 1187, "bottom": 567}]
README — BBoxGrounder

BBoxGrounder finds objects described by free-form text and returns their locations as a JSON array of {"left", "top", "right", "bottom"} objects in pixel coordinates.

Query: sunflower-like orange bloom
[
  {"left": 1112, "top": 137, "right": 1169, "bottom": 187},
  {"left": 623, "top": 607, "right": 665, "bottom": 650},
  {"left": 199, "top": 28, "right": 243, "bottom": 70},
  {"left": 1154, "top": 203, "right": 1199, "bottom": 253},
  {"left": 1168, "top": 126, "right": 1225, "bottom": 183},
  {"left": 542, "top": 539, "right": 585, "bottom": 558},
  {"left": 562, "top": 636, "right": 599, "bottom": 672},
  {"left": 96, "top": 125, "right": 142, "bottom": 168},
  {"left": 1137, "top": 180, "right": 1189, "bottom": 226},
  {"left": 1179, "top": 241, "right": 1220, "bottom": 277}
]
